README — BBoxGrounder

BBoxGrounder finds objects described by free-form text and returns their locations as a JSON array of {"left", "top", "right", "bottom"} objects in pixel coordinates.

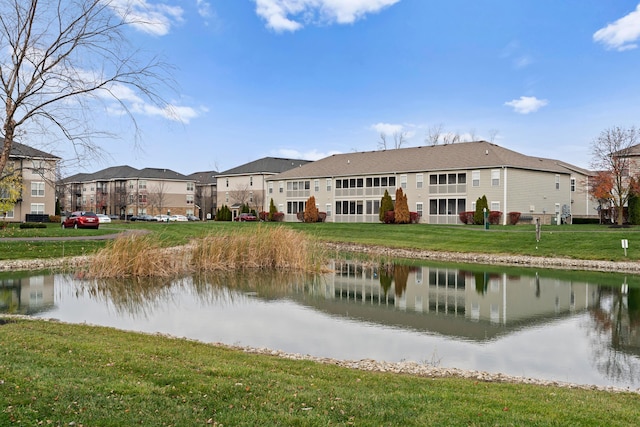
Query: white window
[
  {"left": 326, "top": 179, "right": 332, "bottom": 191},
  {"left": 4, "top": 210, "right": 14, "bottom": 218},
  {"left": 250, "top": 176, "right": 253, "bottom": 186},
  {"left": 30, "top": 203, "right": 45, "bottom": 214},
  {"left": 571, "top": 178, "right": 576, "bottom": 192},
  {"left": 400, "top": 175, "right": 407, "bottom": 189},
  {"left": 491, "top": 169, "right": 500, "bottom": 186},
  {"left": 279, "top": 181, "right": 283, "bottom": 193},
  {"left": 186, "top": 195, "right": 194, "bottom": 204},
  {"left": 472, "top": 170, "right": 480, "bottom": 187},
  {"left": 416, "top": 202, "right": 423, "bottom": 217},
  {"left": 555, "top": 175, "right": 560, "bottom": 190},
  {"left": 226, "top": 178, "right": 229, "bottom": 188},
  {"left": 31, "top": 182, "right": 45, "bottom": 197},
  {"left": 555, "top": 203, "right": 560, "bottom": 214},
  {"left": 314, "top": 179, "right": 319, "bottom": 192},
  {"left": 138, "top": 180, "right": 147, "bottom": 190},
  {"left": 416, "top": 174, "right": 423, "bottom": 189},
  {"left": 249, "top": 191, "right": 253, "bottom": 202},
  {"left": 326, "top": 203, "right": 332, "bottom": 217},
  {"left": 490, "top": 201, "right": 500, "bottom": 211},
  {"left": 268, "top": 182, "right": 273, "bottom": 194},
  {"left": 278, "top": 204, "right": 284, "bottom": 212},
  {"left": 225, "top": 192, "right": 229, "bottom": 203},
  {"left": 187, "top": 182, "right": 194, "bottom": 191}
]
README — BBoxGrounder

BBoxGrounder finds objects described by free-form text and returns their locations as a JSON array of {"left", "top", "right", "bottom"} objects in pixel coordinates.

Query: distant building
[
  {"left": 59, "top": 166, "right": 196, "bottom": 218},
  {"left": 216, "top": 157, "right": 311, "bottom": 219},
  {"left": 266, "top": 141, "right": 597, "bottom": 224},
  {"left": 2, "top": 142, "right": 60, "bottom": 222},
  {"left": 187, "top": 170, "right": 217, "bottom": 220}
]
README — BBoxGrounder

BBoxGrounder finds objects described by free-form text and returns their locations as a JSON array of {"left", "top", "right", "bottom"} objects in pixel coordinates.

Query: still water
[{"left": 2, "top": 260, "right": 640, "bottom": 390}]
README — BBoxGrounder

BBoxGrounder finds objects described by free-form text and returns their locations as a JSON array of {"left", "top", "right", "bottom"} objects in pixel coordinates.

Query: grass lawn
[
  {"left": 1, "top": 319, "right": 638, "bottom": 426},
  {"left": 1, "top": 221, "right": 639, "bottom": 261}
]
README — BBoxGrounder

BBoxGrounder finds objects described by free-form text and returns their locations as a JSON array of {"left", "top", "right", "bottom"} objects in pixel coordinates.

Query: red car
[
  {"left": 234, "top": 213, "right": 258, "bottom": 222},
  {"left": 62, "top": 211, "right": 100, "bottom": 229}
]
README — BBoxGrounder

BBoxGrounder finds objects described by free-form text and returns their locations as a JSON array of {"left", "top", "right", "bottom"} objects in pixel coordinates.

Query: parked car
[
  {"left": 155, "top": 214, "right": 170, "bottom": 222},
  {"left": 169, "top": 214, "right": 188, "bottom": 222},
  {"left": 62, "top": 211, "right": 100, "bottom": 229},
  {"left": 234, "top": 213, "right": 258, "bottom": 222},
  {"left": 109, "top": 214, "right": 120, "bottom": 220},
  {"left": 138, "top": 214, "right": 158, "bottom": 221},
  {"left": 186, "top": 215, "right": 200, "bottom": 221},
  {"left": 96, "top": 214, "right": 111, "bottom": 224}
]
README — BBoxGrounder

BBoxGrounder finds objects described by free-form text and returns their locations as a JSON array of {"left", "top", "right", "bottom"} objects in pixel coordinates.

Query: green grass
[
  {"left": 2, "top": 221, "right": 640, "bottom": 262},
  {"left": 1, "top": 319, "right": 638, "bottom": 426}
]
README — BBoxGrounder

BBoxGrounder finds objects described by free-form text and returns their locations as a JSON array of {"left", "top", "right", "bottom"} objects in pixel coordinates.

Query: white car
[
  {"left": 96, "top": 214, "right": 111, "bottom": 223},
  {"left": 169, "top": 214, "right": 188, "bottom": 222},
  {"left": 155, "top": 214, "right": 170, "bottom": 222}
]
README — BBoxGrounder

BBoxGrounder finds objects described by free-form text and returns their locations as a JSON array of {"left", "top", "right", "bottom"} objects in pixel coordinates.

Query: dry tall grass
[
  {"left": 84, "top": 225, "right": 326, "bottom": 279},
  {"left": 190, "top": 225, "right": 326, "bottom": 272},
  {"left": 86, "top": 233, "right": 190, "bottom": 279}
]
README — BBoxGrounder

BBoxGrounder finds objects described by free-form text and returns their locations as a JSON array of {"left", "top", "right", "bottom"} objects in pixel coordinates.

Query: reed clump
[
  {"left": 86, "top": 233, "right": 189, "bottom": 279},
  {"left": 190, "top": 225, "right": 326, "bottom": 272},
  {"left": 84, "top": 225, "right": 326, "bottom": 278}
]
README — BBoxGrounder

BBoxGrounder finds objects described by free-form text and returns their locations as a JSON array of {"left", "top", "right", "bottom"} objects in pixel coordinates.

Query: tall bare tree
[
  {"left": 0, "top": 0, "right": 173, "bottom": 176},
  {"left": 147, "top": 182, "right": 168, "bottom": 215},
  {"left": 425, "top": 123, "right": 443, "bottom": 145},
  {"left": 590, "top": 126, "right": 640, "bottom": 225},
  {"left": 378, "top": 131, "right": 406, "bottom": 150}
]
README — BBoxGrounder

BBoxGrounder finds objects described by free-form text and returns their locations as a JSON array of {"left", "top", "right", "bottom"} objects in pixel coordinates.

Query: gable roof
[
  {"left": 267, "top": 141, "right": 588, "bottom": 180},
  {"left": 62, "top": 165, "right": 191, "bottom": 183},
  {"left": 9, "top": 141, "right": 60, "bottom": 160},
  {"left": 187, "top": 170, "right": 218, "bottom": 185},
  {"left": 219, "top": 157, "right": 311, "bottom": 176}
]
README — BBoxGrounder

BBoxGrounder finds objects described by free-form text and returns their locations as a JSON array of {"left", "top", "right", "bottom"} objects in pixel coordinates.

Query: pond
[{"left": 2, "top": 260, "right": 640, "bottom": 390}]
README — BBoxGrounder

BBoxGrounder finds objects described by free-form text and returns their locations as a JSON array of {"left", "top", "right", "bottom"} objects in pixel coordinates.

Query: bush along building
[{"left": 266, "top": 141, "right": 597, "bottom": 225}]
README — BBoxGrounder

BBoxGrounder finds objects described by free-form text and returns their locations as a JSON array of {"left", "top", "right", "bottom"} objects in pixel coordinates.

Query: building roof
[
  {"left": 62, "top": 165, "right": 192, "bottom": 183},
  {"left": 267, "top": 141, "right": 589, "bottom": 180},
  {"left": 9, "top": 141, "right": 60, "bottom": 160},
  {"left": 187, "top": 170, "right": 218, "bottom": 185},
  {"left": 219, "top": 157, "right": 311, "bottom": 176}
]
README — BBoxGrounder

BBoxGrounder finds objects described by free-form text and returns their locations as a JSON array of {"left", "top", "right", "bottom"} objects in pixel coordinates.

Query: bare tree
[
  {"left": 378, "top": 131, "right": 407, "bottom": 150},
  {"left": 0, "top": 0, "right": 174, "bottom": 177},
  {"left": 442, "top": 132, "right": 460, "bottom": 145},
  {"left": 147, "top": 182, "right": 168, "bottom": 215},
  {"left": 425, "top": 123, "right": 443, "bottom": 145},
  {"left": 590, "top": 126, "right": 640, "bottom": 225},
  {"left": 230, "top": 183, "right": 252, "bottom": 208},
  {"left": 487, "top": 129, "right": 499, "bottom": 143}
]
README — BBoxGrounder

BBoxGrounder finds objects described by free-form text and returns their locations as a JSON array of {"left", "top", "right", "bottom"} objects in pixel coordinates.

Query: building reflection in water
[
  {"left": 0, "top": 274, "right": 55, "bottom": 315},
  {"left": 302, "top": 260, "right": 599, "bottom": 341}
]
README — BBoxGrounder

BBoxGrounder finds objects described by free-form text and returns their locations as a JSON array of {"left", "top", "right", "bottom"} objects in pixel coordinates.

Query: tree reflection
[{"left": 586, "top": 285, "right": 640, "bottom": 385}]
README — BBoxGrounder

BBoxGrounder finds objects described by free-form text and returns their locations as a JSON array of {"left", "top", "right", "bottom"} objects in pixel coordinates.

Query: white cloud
[
  {"left": 371, "top": 122, "right": 404, "bottom": 135},
  {"left": 275, "top": 148, "right": 342, "bottom": 160},
  {"left": 593, "top": 4, "right": 640, "bottom": 51},
  {"left": 108, "top": 0, "right": 184, "bottom": 36},
  {"left": 253, "top": 0, "right": 400, "bottom": 32},
  {"left": 196, "top": 0, "right": 213, "bottom": 18},
  {"left": 504, "top": 96, "right": 548, "bottom": 114}
]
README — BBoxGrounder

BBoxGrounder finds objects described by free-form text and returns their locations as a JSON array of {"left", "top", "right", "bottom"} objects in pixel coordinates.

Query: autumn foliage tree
[
  {"left": 0, "top": 164, "right": 22, "bottom": 218},
  {"left": 590, "top": 126, "right": 640, "bottom": 225},
  {"left": 394, "top": 187, "right": 410, "bottom": 224},
  {"left": 303, "top": 196, "right": 319, "bottom": 223}
]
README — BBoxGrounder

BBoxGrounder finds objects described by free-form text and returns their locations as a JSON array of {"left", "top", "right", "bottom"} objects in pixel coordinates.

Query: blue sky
[{"left": 61, "top": 0, "right": 640, "bottom": 175}]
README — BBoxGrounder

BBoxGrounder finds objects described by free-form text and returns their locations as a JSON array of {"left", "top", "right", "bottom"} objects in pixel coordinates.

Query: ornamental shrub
[
  {"left": 379, "top": 190, "right": 394, "bottom": 222},
  {"left": 394, "top": 188, "right": 410, "bottom": 224},
  {"left": 474, "top": 195, "right": 489, "bottom": 225},
  {"left": 507, "top": 211, "right": 521, "bottom": 225},
  {"left": 303, "top": 196, "right": 319, "bottom": 223},
  {"left": 488, "top": 211, "right": 502, "bottom": 225},
  {"left": 268, "top": 198, "right": 277, "bottom": 221}
]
